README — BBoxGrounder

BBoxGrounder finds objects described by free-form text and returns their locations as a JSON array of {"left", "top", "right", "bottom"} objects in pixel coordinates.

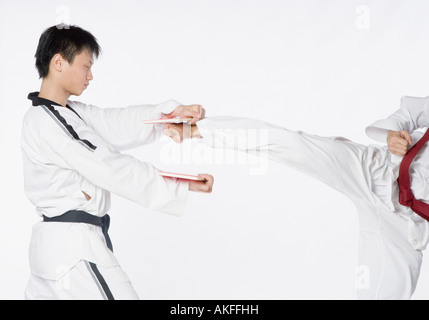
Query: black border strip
[
  {"left": 66, "top": 104, "right": 85, "bottom": 121},
  {"left": 44, "top": 104, "right": 97, "bottom": 150},
  {"left": 89, "top": 262, "right": 115, "bottom": 300}
]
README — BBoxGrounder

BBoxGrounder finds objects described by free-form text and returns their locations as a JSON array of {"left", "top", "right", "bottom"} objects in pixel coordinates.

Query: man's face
[{"left": 61, "top": 49, "right": 94, "bottom": 96}]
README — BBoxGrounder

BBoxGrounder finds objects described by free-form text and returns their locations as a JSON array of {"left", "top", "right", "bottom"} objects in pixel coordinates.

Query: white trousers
[
  {"left": 197, "top": 117, "right": 425, "bottom": 300},
  {"left": 25, "top": 260, "right": 139, "bottom": 300}
]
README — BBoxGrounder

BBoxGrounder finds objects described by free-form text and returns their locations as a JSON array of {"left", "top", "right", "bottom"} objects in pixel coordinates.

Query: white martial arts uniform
[
  {"left": 21, "top": 93, "right": 189, "bottom": 300},
  {"left": 195, "top": 95, "right": 429, "bottom": 300}
]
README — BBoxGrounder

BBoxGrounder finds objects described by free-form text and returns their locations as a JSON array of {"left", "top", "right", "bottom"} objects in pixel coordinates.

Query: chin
[{"left": 71, "top": 90, "right": 84, "bottom": 97}]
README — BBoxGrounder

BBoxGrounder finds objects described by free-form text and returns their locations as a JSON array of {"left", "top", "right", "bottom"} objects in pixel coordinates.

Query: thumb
[{"left": 400, "top": 130, "right": 413, "bottom": 146}]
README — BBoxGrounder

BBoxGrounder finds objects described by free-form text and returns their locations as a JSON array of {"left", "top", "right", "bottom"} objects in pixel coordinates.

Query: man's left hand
[{"left": 169, "top": 104, "right": 206, "bottom": 125}]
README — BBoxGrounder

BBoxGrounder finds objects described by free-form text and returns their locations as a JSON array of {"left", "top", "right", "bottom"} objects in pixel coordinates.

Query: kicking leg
[
  {"left": 193, "top": 116, "right": 388, "bottom": 203},
  {"left": 191, "top": 116, "right": 422, "bottom": 299}
]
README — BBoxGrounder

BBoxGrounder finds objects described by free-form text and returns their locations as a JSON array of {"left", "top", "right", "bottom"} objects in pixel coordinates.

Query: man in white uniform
[
  {"left": 164, "top": 96, "right": 429, "bottom": 300},
  {"left": 21, "top": 25, "right": 214, "bottom": 300}
]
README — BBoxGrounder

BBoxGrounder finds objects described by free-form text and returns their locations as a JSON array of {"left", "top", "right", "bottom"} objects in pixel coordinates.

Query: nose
[{"left": 87, "top": 69, "right": 93, "bottom": 81}]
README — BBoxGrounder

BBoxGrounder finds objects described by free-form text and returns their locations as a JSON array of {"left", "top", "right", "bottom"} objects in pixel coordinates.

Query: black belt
[{"left": 43, "top": 210, "right": 113, "bottom": 252}]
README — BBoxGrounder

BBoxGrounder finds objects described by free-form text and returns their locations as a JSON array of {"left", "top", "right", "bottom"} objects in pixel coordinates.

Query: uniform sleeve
[
  {"left": 36, "top": 109, "right": 189, "bottom": 217},
  {"left": 365, "top": 96, "right": 429, "bottom": 143},
  {"left": 70, "top": 100, "right": 182, "bottom": 151}
]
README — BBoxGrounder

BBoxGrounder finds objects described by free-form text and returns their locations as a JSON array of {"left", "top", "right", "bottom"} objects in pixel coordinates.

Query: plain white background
[{"left": 1, "top": 0, "right": 429, "bottom": 299}]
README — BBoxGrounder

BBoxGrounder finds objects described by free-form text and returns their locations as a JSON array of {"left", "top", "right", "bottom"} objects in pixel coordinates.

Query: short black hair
[{"left": 35, "top": 25, "right": 101, "bottom": 79}]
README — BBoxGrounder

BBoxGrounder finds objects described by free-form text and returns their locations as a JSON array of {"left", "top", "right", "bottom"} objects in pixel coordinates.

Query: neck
[{"left": 38, "top": 78, "right": 70, "bottom": 107}]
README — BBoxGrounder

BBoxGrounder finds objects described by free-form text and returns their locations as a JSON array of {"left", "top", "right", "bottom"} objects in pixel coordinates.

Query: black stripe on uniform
[
  {"left": 66, "top": 104, "right": 85, "bottom": 121},
  {"left": 44, "top": 104, "right": 97, "bottom": 150},
  {"left": 28, "top": 92, "right": 97, "bottom": 150},
  {"left": 89, "top": 262, "right": 115, "bottom": 300}
]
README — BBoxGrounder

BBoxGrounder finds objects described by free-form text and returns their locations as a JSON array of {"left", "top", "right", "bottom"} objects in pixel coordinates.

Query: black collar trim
[
  {"left": 27, "top": 91, "right": 96, "bottom": 151},
  {"left": 28, "top": 91, "right": 62, "bottom": 107},
  {"left": 27, "top": 91, "right": 84, "bottom": 121}
]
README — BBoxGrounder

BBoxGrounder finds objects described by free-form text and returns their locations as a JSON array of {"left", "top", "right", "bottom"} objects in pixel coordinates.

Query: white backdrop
[{"left": 1, "top": 0, "right": 429, "bottom": 300}]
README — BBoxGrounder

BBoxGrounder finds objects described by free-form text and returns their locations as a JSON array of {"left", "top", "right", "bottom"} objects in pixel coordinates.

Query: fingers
[
  {"left": 164, "top": 123, "right": 196, "bottom": 144},
  {"left": 189, "top": 174, "right": 214, "bottom": 193},
  {"left": 388, "top": 140, "right": 408, "bottom": 156},
  {"left": 389, "top": 145, "right": 408, "bottom": 156},
  {"left": 400, "top": 130, "right": 413, "bottom": 146},
  {"left": 198, "top": 173, "right": 214, "bottom": 184},
  {"left": 179, "top": 105, "right": 206, "bottom": 125},
  {"left": 183, "top": 110, "right": 200, "bottom": 124},
  {"left": 163, "top": 123, "right": 183, "bottom": 143},
  {"left": 388, "top": 130, "right": 412, "bottom": 156}
]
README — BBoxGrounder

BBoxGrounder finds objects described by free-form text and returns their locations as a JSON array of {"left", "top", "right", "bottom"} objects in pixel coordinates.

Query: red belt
[{"left": 398, "top": 129, "right": 429, "bottom": 221}]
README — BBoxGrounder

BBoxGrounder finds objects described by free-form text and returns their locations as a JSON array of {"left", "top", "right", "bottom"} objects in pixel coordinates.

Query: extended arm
[
  {"left": 36, "top": 108, "right": 203, "bottom": 216},
  {"left": 71, "top": 100, "right": 206, "bottom": 151}
]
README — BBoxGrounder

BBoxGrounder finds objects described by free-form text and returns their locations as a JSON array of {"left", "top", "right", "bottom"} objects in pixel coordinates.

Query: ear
[{"left": 51, "top": 53, "right": 65, "bottom": 73}]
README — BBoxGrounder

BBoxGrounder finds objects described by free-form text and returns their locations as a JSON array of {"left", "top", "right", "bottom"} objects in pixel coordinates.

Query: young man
[
  {"left": 21, "top": 25, "right": 214, "bottom": 300},
  {"left": 164, "top": 96, "right": 429, "bottom": 300}
]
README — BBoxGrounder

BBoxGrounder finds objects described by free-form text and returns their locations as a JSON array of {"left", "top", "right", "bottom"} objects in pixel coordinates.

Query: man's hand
[
  {"left": 168, "top": 104, "right": 206, "bottom": 125},
  {"left": 163, "top": 123, "right": 202, "bottom": 143},
  {"left": 189, "top": 174, "right": 214, "bottom": 193},
  {"left": 387, "top": 130, "right": 413, "bottom": 156}
]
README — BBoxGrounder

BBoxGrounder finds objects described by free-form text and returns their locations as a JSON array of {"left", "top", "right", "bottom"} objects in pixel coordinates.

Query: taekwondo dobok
[
  {"left": 21, "top": 92, "right": 190, "bottom": 299},
  {"left": 191, "top": 95, "right": 429, "bottom": 300}
]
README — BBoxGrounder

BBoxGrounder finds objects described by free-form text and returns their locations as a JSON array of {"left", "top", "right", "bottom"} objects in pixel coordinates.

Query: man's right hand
[
  {"left": 163, "top": 123, "right": 202, "bottom": 144},
  {"left": 189, "top": 174, "right": 214, "bottom": 193},
  {"left": 387, "top": 130, "right": 413, "bottom": 156}
]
